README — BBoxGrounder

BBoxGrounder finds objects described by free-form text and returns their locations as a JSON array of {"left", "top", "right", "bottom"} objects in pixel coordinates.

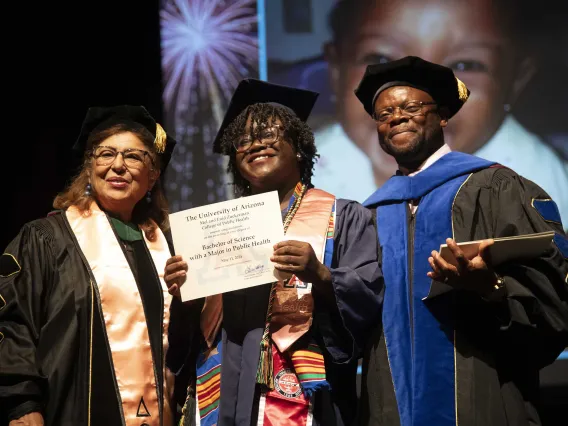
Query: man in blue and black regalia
[{"left": 353, "top": 56, "right": 568, "bottom": 426}]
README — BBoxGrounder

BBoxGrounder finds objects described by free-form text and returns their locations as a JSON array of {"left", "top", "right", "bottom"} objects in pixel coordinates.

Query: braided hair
[{"left": 218, "top": 103, "right": 318, "bottom": 196}]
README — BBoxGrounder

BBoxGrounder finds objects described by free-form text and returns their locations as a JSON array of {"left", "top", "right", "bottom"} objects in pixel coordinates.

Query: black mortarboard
[
  {"left": 73, "top": 105, "right": 176, "bottom": 172},
  {"left": 212, "top": 79, "right": 319, "bottom": 154},
  {"left": 354, "top": 56, "right": 470, "bottom": 119}
]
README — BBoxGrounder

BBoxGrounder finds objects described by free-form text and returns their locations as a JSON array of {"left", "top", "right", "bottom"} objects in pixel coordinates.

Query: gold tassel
[
  {"left": 154, "top": 123, "right": 167, "bottom": 154},
  {"left": 455, "top": 77, "right": 469, "bottom": 103},
  {"left": 178, "top": 385, "right": 191, "bottom": 426},
  {"left": 256, "top": 339, "right": 274, "bottom": 390}
]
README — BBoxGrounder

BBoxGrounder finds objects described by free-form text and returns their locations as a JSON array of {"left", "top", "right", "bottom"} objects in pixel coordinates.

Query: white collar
[{"left": 407, "top": 143, "right": 452, "bottom": 177}]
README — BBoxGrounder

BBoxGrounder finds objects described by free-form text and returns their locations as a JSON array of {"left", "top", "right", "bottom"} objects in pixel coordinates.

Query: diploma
[
  {"left": 169, "top": 191, "right": 284, "bottom": 301},
  {"left": 439, "top": 231, "right": 555, "bottom": 267}
]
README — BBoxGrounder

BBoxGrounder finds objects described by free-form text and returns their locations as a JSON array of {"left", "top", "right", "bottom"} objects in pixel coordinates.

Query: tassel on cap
[
  {"left": 456, "top": 77, "right": 469, "bottom": 103},
  {"left": 154, "top": 123, "right": 167, "bottom": 154}
]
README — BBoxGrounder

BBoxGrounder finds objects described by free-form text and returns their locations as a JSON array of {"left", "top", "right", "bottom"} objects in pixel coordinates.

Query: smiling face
[
  {"left": 90, "top": 131, "right": 158, "bottom": 221},
  {"left": 233, "top": 115, "right": 302, "bottom": 194},
  {"left": 374, "top": 85, "right": 447, "bottom": 165},
  {"left": 327, "top": 0, "right": 533, "bottom": 180}
]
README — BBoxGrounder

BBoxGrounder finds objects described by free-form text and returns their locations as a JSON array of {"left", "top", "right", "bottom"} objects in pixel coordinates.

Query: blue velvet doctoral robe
[{"left": 360, "top": 152, "right": 568, "bottom": 426}]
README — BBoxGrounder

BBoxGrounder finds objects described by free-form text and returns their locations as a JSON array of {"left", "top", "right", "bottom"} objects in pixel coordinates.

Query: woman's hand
[
  {"left": 164, "top": 255, "right": 188, "bottom": 298},
  {"left": 271, "top": 240, "right": 331, "bottom": 286}
]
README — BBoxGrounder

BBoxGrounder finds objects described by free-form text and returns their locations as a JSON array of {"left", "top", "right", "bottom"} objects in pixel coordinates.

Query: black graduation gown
[
  {"left": 167, "top": 199, "right": 383, "bottom": 426},
  {"left": 360, "top": 162, "right": 568, "bottom": 426},
  {"left": 0, "top": 212, "right": 168, "bottom": 426}
]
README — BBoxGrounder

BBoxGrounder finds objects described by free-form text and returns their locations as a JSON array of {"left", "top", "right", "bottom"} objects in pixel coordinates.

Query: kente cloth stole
[
  {"left": 183, "top": 334, "right": 223, "bottom": 426},
  {"left": 66, "top": 202, "right": 172, "bottom": 426},
  {"left": 191, "top": 185, "right": 335, "bottom": 426}
]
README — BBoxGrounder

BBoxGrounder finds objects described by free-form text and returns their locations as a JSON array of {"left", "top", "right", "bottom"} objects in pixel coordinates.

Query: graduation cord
[{"left": 256, "top": 183, "right": 308, "bottom": 390}]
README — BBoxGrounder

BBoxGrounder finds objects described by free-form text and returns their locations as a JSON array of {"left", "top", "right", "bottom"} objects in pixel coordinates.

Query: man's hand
[
  {"left": 428, "top": 238, "right": 500, "bottom": 298},
  {"left": 9, "top": 412, "right": 44, "bottom": 426},
  {"left": 164, "top": 255, "right": 188, "bottom": 298},
  {"left": 271, "top": 240, "right": 331, "bottom": 286}
]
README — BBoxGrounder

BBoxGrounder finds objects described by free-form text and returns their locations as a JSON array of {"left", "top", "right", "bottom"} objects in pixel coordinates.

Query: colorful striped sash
[
  {"left": 290, "top": 343, "right": 326, "bottom": 393},
  {"left": 195, "top": 337, "right": 222, "bottom": 425}
]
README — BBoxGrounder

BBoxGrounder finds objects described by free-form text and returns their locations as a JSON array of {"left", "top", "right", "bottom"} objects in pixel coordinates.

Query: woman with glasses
[
  {"left": 0, "top": 106, "right": 177, "bottom": 426},
  {"left": 164, "top": 79, "right": 382, "bottom": 426}
]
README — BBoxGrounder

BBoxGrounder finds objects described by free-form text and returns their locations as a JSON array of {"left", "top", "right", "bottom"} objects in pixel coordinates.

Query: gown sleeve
[
  {"left": 0, "top": 221, "right": 55, "bottom": 421},
  {"left": 166, "top": 296, "right": 205, "bottom": 414},
  {"left": 489, "top": 169, "right": 568, "bottom": 368},
  {"left": 448, "top": 168, "right": 568, "bottom": 369},
  {"left": 314, "top": 199, "right": 384, "bottom": 364},
  {"left": 164, "top": 227, "right": 203, "bottom": 379}
]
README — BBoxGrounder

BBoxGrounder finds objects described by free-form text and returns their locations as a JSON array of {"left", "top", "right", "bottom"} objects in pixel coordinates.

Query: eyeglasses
[
  {"left": 92, "top": 146, "right": 154, "bottom": 169},
  {"left": 373, "top": 101, "right": 437, "bottom": 124},
  {"left": 233, "top": 125, "right": 282, "bottom": 153}
]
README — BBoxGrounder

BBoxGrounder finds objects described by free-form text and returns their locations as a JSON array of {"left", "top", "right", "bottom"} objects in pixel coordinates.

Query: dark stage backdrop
[{"left": 3, "top": 0, "right": 164, "bottom": 248}]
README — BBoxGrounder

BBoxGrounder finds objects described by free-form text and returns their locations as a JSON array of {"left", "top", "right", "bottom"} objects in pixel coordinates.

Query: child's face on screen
[{"left": 327, "top": 0, "right": 533, "bottom": 178}]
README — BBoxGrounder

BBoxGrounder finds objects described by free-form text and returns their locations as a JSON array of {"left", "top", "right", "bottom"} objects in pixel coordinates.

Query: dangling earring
[
  {"left": 85, "top": 183, "right": 92, "bottom": 196},
  {"left": 503, "top": 104, "right": 511, "bottom": 112},
  {"left": 296, "top": 153, "right": 302, "bottom": 160},
  {"left": 146, "top": 191, "right": 152, "bottom": 204}
]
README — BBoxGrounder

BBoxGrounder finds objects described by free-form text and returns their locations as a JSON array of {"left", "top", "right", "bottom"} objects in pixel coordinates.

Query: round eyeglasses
[
  {"left": 93, "top": 146, "right": 153, "bottom": 169},
  {"left": 233, "top": 125, "right": 282, "bottom": 153},
  {"left": 373, "top": 101, "right": 437, "bottom": 124}
]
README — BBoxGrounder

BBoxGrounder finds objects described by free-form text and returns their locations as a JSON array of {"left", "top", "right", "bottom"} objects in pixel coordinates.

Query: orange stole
[
  {"left": 270, "top": 188, "right": 335, "bottom": 353},
  {"left": 199, "top": 189, "right": 336, "bottom": 354},
  {"left": 66, "top": 203, "right": 172, "bottom": 426}
]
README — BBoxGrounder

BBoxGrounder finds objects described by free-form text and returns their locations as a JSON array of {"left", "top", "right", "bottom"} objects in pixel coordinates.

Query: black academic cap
[
  {"left": 212, "top": 79, "right": 319, "bottom": 154},
  {"left": 73, "top": 105, "right": 176, "bottom": 172},
  {"left": 354, "top": 56, "right": 470, "bottom": 118}
]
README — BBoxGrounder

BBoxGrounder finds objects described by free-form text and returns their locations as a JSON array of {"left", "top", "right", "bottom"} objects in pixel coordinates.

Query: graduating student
[
  {"left": 0, "top": 106, "right": 177, "bottom": 425},
  {"left": 165, "top": 79, "right": 382, "bottom": 426},
  {"left": 355, "top": 56, "right": 568, "bottom": 426}
]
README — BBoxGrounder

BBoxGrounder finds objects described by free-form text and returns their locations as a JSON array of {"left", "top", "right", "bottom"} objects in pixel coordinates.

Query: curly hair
[
  {"left": 53, "top": 122, "right": 170, "bottom": 241},
  {"left": 218, "top": 103, "right": 319, "bottom": 196}
]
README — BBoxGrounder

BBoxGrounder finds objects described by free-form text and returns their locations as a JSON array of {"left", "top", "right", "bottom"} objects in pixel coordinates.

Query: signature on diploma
[{"left": 245, "top": 263, "right": 265, "bottom": 275}]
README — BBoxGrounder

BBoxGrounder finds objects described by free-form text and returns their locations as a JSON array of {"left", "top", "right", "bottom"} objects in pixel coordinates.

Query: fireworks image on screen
[{"left": 160, "top": 0, "right": 259, "bottom": 210}]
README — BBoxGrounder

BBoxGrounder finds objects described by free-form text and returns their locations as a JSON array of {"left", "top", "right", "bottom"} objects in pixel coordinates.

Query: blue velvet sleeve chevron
[
  {"left": 532, "top": 198, "right": 562, "bottom": 225},
  {"left": 532, "top": 198, "right": 568, "bottom": 258}
]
